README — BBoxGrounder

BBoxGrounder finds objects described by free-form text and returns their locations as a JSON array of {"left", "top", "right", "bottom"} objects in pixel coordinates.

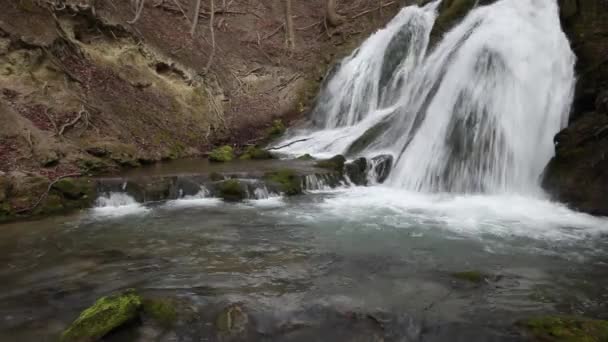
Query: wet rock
[
  {"left": 239, "top": 146, "right": 274, "bottom": 160},
  {"left": 315, "top": 155, "right": 346, "bottom": 172},
  {"left": 216, "top": 179, "right": 248, "bottom": 202},
  {"left": 542, "top": 113, "right": 608, "bottom": 215},
  {"left": 371, "top": 154, "right": 393, "bottom": 184},
  {"left": 346, "top": 119, "right": 391, "bottom": 156},
  {"left": 209, "top": 146, "right": 235, "bottom": 163},
  {"left": 345, "top": 157, "right": 368, "bottom": 186},
  {"left": 61, "top": 289, "right": 142, "bottom": 342},
  {"left": 517, "top": 316, "right": 608, "bottom": 341},
  {"left": 264, "top": 169, "right": 303, "bottom": 196},
  {"left": 52, "top": 178, "right": 95, "bottom": 201},
  {"left": 209, "top": 172, "right": 225, "bottom": 182},
  {"left": 430, "top": 0, "right": 478, "bottom": 46}
]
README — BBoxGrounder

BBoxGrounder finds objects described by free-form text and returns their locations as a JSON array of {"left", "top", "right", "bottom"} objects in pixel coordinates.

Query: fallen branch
[
  {"left": 268, "top": 138, "right": 311, "bottom": 150},
  {"left": 16, "top": 173, "right": 82, "bottom": 214},
  {"left": 351, "top": 1, "right": 396, "bottom": 19}
]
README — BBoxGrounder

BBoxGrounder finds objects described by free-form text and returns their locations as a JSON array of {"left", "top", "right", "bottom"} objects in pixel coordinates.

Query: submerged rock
[
  {"left": 61, "top": 290, "right": 142, "bottom": 342},
  {"left": 209, "top": 146, "right": 235, "bottom": 163},
  {"left": 517, "top": 316, "right": 608, "bottom": 341},
  {"left": 216, "top": 304, "right": 249, "bottom": 337},
  {"left": 142, "top": 298, "right": 178, "bottom": 329},
  {"left": 451, "top": 271, "right": 488, "bottom": 284}
]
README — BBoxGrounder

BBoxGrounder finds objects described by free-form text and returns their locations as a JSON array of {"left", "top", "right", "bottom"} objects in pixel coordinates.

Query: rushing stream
[{"left": 1, "top": 0, "right": 608, "bottom": 341}]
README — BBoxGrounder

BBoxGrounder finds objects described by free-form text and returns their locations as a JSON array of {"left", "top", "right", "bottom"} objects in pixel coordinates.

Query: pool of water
[{"left": 1, "top": 187, "right": 607, "bottom": 341}]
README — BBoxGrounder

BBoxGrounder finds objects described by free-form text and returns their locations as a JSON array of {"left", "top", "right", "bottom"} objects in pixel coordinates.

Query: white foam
[
  {"left": 164, "top": 187, "right": 222, "bottom": 208},
  {"left": 315, "top": 187, "right": 608, "bottom": 242},
  {"left": 91, "top": 193, "right": 149, "bottom": 218}
]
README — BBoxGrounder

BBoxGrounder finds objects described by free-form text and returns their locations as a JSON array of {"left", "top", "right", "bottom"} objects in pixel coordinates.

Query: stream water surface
[{"left": 1, "top": 186, "right": 607, "bottom": 341}]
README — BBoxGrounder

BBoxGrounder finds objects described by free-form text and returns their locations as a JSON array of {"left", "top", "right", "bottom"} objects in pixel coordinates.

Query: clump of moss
[
  {"left": 451, "top": 271, "right": 486, "bottom": 284},
  {"left": 264, "top": 169, "right": 302, "bottom": 196},
  {"left": 296, "top": 154, "right": 315, "bottom": 161},
  {"left": 217, "top": 179, "right": 247, "bottom": 202},
  {"left": 142, "top": 298, "right": 178, "bottom": 329},
  {"left": 315, "top": 155, "right": 346, "bottom": 172},
  {"left": 61, "top": 290, "right": 142, "bottom": 342},
  {"left": 267, "top": 120, "right": 286, "bottom": 139},
  {"left": 209, "top": 146, "right": 235, "bottom": 163},
  {"left": 517, "top": 316, "right": 608, "bottom": 341},
  {"left": 239, "top": 146, "right": 274, "bottom": 160}
]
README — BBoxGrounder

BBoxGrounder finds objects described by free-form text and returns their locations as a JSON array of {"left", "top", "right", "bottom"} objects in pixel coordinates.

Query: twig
[
  {"left": 16, "top": 173, "right": 82, "bottom": 214},
  {"left": 263, "top": 23, "right": 284, "bottom": 40},
  {"left": 58, "top": 109, "right": 84, "bottom": 136},
  {"left": 43, "top": 108, "right": 59, "bottom": 134},
  {"left": 128, "top": 0, "right": 146, "bottom": 24},
  {"left": 268, "top": 138, "right": 311, "bottom": 150},
  {"left": 351, "top": 1, "right": 396, "bottom": 19}
]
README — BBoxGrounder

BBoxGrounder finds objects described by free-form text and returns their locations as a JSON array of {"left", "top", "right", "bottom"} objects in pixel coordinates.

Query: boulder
[
  {"left": 315, "top": 155, "right": 346, "bottom": 172},
  {"left": 264, "top": 169, "right": 303, "bottom": 196},
  {"left": 61, "top": 290, "right": 142, "bottom": 342},
  {"left": 216, "top": 179, "right": 248, "bottom": 202},
  {"left": 371, "top": 154, "right": 394, "bottom": 184}
]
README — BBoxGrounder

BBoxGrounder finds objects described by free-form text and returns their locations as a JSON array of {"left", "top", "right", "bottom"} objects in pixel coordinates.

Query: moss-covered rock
[
  {"left": 209, "top": 146, "right": 235, "bottom": 163},
  {"left": 315, "top": 155, "right": 346, "bottom": 172},
  {"left": 61, "top": 290, "right": 142, "bottom": 342},
  {"left": 239, "top": 146, "right": 273, "bottom": 160},
  {"left": 296, "top": 154, "right": 315, "bottom": 161},
  {"left": 52, "top": 178, "right": 95, "bottom": 202},
  {"left": 451, "top": 271, "right": 487, "bottom": 284},
  {"left": 142, "top": 298, "right": 177, "bottom": 329},
  {"left": 264, "top": 169, "right": 303, "bottom": 196},
  {"left": 517, "top": 316, "right": 608, "bottom": 342},
  {"left": 217, "top": 179, "right": 247, "bottom": 202},
  {"left": 266, "top": 120, "right": 286, "bottom": 139},
  {"left": 209, "top": 172, "right": 225, "bottom": 182}
]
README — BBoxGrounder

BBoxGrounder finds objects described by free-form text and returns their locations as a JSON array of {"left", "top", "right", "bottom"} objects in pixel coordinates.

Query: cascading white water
[{"left": 279, "top": 0, "right": 575, "bottom": 195}]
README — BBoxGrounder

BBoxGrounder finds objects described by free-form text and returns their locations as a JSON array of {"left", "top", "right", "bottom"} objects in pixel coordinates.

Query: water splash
[
  {"left": 92, "top": 193, "right": 149, "bottom": 217},
  {"left": 279, "top": 0, "right": 575, "bottom": 195}
]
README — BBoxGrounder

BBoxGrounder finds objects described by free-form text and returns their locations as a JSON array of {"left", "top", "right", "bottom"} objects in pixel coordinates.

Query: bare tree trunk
[
  {"left": 284, "top": 0, "right": 295, "bottom": 50},
  {"left": 326, "top": 0, "right": 344, "bottom": 27},
  {"left": 191, "top": 0, "right": 202, "bottom": 36},
  {"left": 205, "top": 0, "right": 216, "bottom": 70}
]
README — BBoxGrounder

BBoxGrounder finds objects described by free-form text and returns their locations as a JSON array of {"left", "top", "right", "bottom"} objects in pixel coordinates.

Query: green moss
[
  {"left": 296, "top": 154, "right": 315, "bottom": 161},
  {"left": 518, "top": 316, "right": 608, "bottom": 342},
  {"left": 209, "top": 146, "right": 235, "bottom": 163},
  {"left": 61, "top": 290, "right": 142, "bottom": 342},
  {"left": 239, "top": 146, "right": 273, "bottom": 160},
  {"left": 266, "top": 120, "right": 286, "bottom": 139},
  {"left": 217, "top": 179, "right": 247, "bottom": 202},
  {"left": 264, "top": 169, "right": 302, "bottom": 196},
  {"left": 451, "top": 271, "right": 486, "bottom": 284},
  {"left": 315, "top": 155, "right": 346, "bottom": 172},
  {"left": 142, "top": 298, "right": 177, "bottom": 328}
]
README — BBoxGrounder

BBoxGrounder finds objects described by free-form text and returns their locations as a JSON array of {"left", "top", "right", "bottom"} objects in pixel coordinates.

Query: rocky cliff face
[{"left": 542, "top": 0, "right": 608, "bottom": 215}]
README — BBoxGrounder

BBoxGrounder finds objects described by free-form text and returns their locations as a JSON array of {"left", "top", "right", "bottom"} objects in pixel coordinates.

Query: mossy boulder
[
  {"left": 296, "top": 154, "right": 315, "bottom": 161},
  {"left": 315, "top": 155, "right": 346, "bottom": 172},
  {"left": 266, "top": 120, "right": 286, "bottom": 139},
  {"left": 517, "top": 316, "right": 608, "bottom": 341},
  {"left": 451, "top": 271, "right": 487, "bottom": 284},
  {"left": 209, "top": 146, "right": 235, "bottom": 163},
  {"left": 142, "top": 298, "right": 178, "bottom": 329},
  {"left": 264, "top": 169, "right": 303, "bottom": 196},
  {"left": 52, "top": 178, "right": 95, "bottom": 202},
  {"left": 217, "top": 179, "right": 247, "bottom": 202},
  {"left": 239, "top": 146, "right": 273, "bottom": 160},
  {"left": 61, "top": 290, "right": 142, "bottom": 342}
]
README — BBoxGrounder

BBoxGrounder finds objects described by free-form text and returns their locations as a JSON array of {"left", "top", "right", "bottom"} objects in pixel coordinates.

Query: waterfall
[{"left": 279, "top": 0, "right": 575, "bottom": 195}]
